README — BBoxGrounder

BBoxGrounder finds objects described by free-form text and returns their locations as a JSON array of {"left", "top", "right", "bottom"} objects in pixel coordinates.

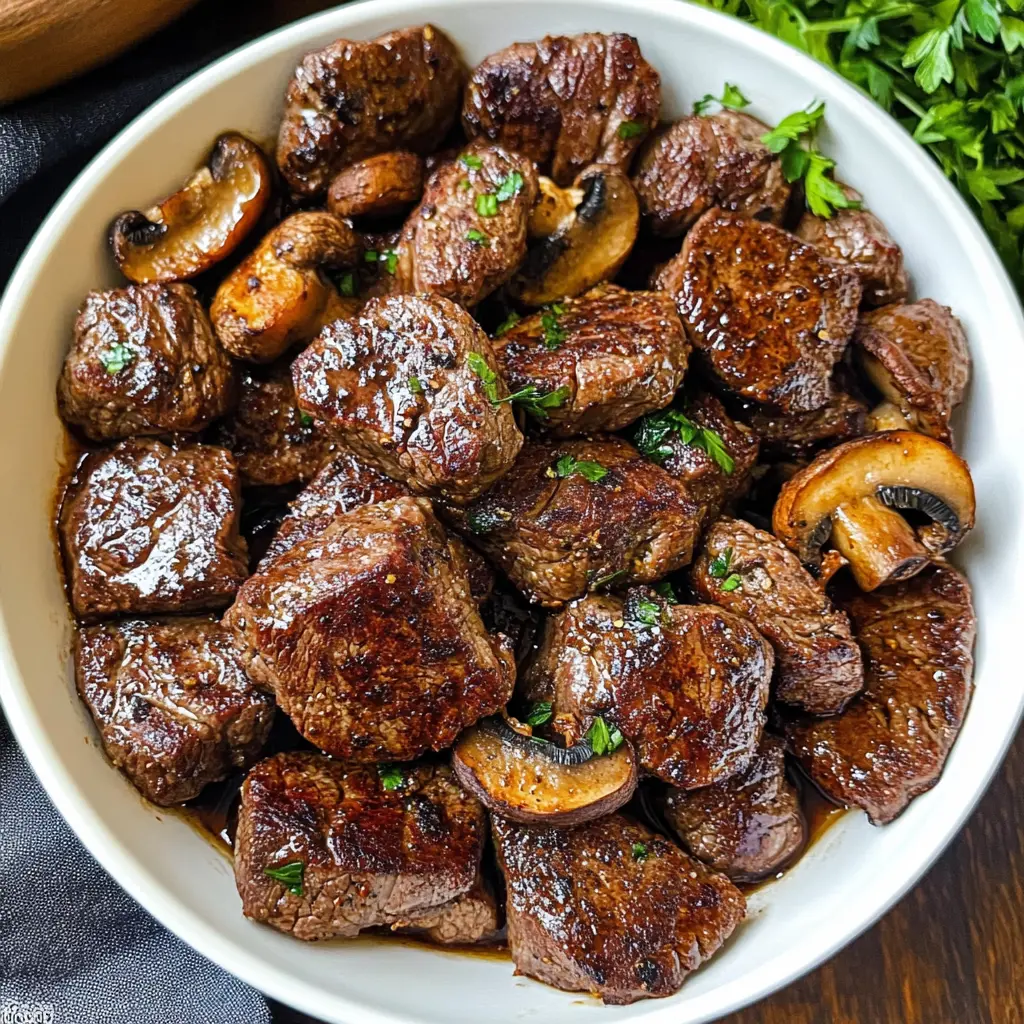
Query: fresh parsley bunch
[{"left": 694, "top": 0, "right": 1024, "bottom": 293}]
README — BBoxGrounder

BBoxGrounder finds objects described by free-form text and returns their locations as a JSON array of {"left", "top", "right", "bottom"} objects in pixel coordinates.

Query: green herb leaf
[
  {"left": 460, "top": 153, "right": 483, "bottom": 169},
  {"left": 459, "top": 178, "right": 472, "bottom": 191},
  {"left": 653, "top": 581, "right": 678, "bottom": 603},
  {"left": 633, "top": 408, "right": 734, "bottom": 473},
  {"left": 694, "top": 82, "right": 750, "bottom": 114},
  {"left": 632, "top": 599, "right": 662, "bottom": 627},
  {"left": 298, "top": 410, "right": 314, "bottom": 427},
  {"left": 408, "top": 375, "right": 424, "bottom": 395},
  {"left": 263, "top": 860, "right": 304, "bottom": 895},
  {"left": 338, "top": 271, "right": 357, "bottom": 297},
  {"left": 525, "top": 701, "right": 553, "bottom": 727},
  {"left": 631, "top": 842, "right": 649, "bottom": 863},
  {"left": 617, "top": 119, "right": 648, "bottom": 140},
  {"left": 467, "top": 351, "right": 500, "bottom": 403},
  {"left": 589, "top": 568, "right": 626, "bottom": 590},
  {"left": 761, "top": 101, "right": 825, "bottom": 152},
  {"left": 498, "top": 384, "right": 570, "bottom": 419},
  {"left": 495, "top": 171, "right": 525, "bottom": 202},
  {"left": 494, "top": 310, "right": 521, "bottom": 337},
  {"left": 554, "top": 455, "right": 608, "bottom": 482},
  {"left": 804, "top": 152, "right": 861, "bottom": 217},
  {"left": 586, "top": 716, "right": 624, "bottom": 756},
  {"left": 709, "top": 547, "right": 734, "bottom": 579},
  {"left": 721, "top": 574, "right": 743, "bottom": 592},
  {"left": 363, "top": 249, "right": 379, "bottom": 263},
  {"left": 378, "top": 764, "right": 403, "bottom": 790},
  {"left": 540, "top": 304, "right": 567, "bottom": 350},
  {"left": 466, "top": 228, "right": 491, "bottom": 246},
  {"left": 381, "top": 249, "right": 398, "bottom": 275},
  {"left": 99, "top": 343, "right": 133, "bottom": 375},
  {"left": 475, "top": 193, "right": 499, "bottom": 217}
]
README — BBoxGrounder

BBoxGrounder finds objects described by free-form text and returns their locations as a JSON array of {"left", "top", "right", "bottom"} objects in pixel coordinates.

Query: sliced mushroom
[
  {"left": 528, "top": 176, "right": 585, "bottom": 238},
  {"left": 772, "top": 431, "right": 976, "bottom": 591},
  {"left": 326, "top": 151, "right": 425, "bottom": 220},
  {"left": 110, "top": 133, "right": 272, "bottom": 283},
  {"left": 210, "top": 211, "right": 362, "bottom": 363},
  {"left": 510, "top": 166, "right": 639, "bottom": 306},
  {"left": 452, "top": 716, "right": 637, "bottom": 826}
]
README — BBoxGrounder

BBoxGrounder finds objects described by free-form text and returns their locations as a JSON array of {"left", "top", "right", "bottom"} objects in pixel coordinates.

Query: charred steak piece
[
  {"left": 57, "top": 283, "right": 235, "bottom": 443},
  {"left": 456, "top": 437, "right": 702, "bottom": 608},
  {"left": 396, "top": 142, "right": 538, "bottom": 309},
  {"left": 235, "top": 754, "right": 486, "bottom": 940},
  {"left": 292, "top": 294, "right": 522, "bottom": 504},
  {"left": 632, "top": 111, "right": 790, "bottom": 237},
  {"left": 795, "top": 192, "right": 908, "bottom": 307},
  {"left": 76, "top": 618, "right": 273, "bottom": 806},
  {"left": 276, "top": 25, "right": 464, "bottom": 199},
  {"left": 785, "top": 563, "right": 975, "bottom": 825},
  {"left": 853, "top": 299, "right": 970, "bottom": 445},
  {"left": 657, "top": 209, "right": 862, "bottom": 413},
  {"left": 525, "top": 589, "right": 773, "bottom": 788},
  {"left": 689, "top": 516, "right": 863, "bottom": 715},
  {"left": 462, "top": 33, "right": 660, "bottom": 186},
  {"left": 660, "top": 733, "right": 805, "bottom": 883},
  {"left": 224, "top": 497, "right": 514, "bottom": 761},
  {"left": 493, "top": 813, "right": 744, "bottom": 1004},
  {"left": 60, "top": 439, "right": 249, "bottom": 621},
  {"left": 494, "top": 284, "right": 689, "bottom": 437},
  {"left": 213, "top": 359, "right": 338, "bottom": 488},
  {"left": 395, "top": 871, "right": 502, "bottom": 945}
]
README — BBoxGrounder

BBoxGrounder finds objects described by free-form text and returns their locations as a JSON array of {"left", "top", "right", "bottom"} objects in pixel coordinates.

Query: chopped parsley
[
  {"left": 495, "top": 170, "right": 525, "bottom": 202},
  {"left": 617, "top": 119, "right": 648, "bottom": 140},
  {"left": 378, "top": 764, "right": 403, "bottom": 790},
  {"left": 589, "top": 568, "right": 626, "bottom": 590},
  {"left": 553, "top": 455, "right": 607, "bottom": 482},
  {"left": 338, "top": 271, "right": 357, "bottom": 297},
  {"left": 408, "top": 375, "right": 424, "bottom": 395},
  {"left": 693, "top": 82, "right": 751, "bottom": 115},
  {"left": 494, "top": 310, "right": 521, "bottom": 337},
  {"left": 709, "top": 547, "right": 742, "bottom": 592},
  {"left": 459, "top": 178, "right": 472, "bottom": 191},
  {"left": 586, "top": 716, "right": 625, "bottom": 756},
  {"left": 467, "top": 352, "right": 500, "bottom": 402},
  {"left": 500, "top": 384, "right": 570, "bottom": 420},
  {"left": 460, "top": 153, "right": 483, "bottom": 169},
  {"left": 540, "top": 304, "right": 567, "bottom": 350},
  {"left": 631, "top": 842, "right": 649, "bottom": 863},
  {"left": 263, "top": 860, "right": 304, "bottom": 895},
  {"left": 298, "top": 410, "right": 314, "bottom": 427},
  {"left": 466, "top": 228, "right": 491, "bottom": 246},
  {"left": 525, "top": 701, "right": 553, "bottom": 727},
  {"left": 363, "top": 249, "right": 379, "bottom": 263},
  {"left": 99, "top": 343, "right": 133, "bottom": 375},
  {"left": 721, "top": 574, "right": 743, "bottom": 592},
  {"left": 633, "top": 408, "right": 734, "bottom": 474},
  {"left": 631, "top": 598, "right": 662, "bottom": 628},
  {"left": 654, "top": 580, "right": 678, "bottom": 603},
  {"left": 363, "top": 249, "right": 398, "bottom": 274},
  {"left": 475, "top": 193, "right": 499, "bottom": 217}
]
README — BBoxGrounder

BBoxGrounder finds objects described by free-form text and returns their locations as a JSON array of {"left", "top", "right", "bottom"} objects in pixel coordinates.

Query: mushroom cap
[{"left": 773, "top": 430, "right": 976, "bottom": 563}]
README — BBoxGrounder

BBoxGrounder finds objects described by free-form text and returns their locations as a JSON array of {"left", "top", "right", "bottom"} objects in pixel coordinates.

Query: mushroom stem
[
  {"left": 830, "top": 495, "right": 929, "bottom": 591},
  {"left": 529, "top": 177, "right": 585, "bottom": 238},
  {"left": 866, "top": 400, "right": 911, "bottom": 433}
]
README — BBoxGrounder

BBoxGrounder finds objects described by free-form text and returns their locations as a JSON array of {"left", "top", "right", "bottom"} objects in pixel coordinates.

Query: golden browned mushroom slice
[
  {"left": 110, "top": 133, "right": 272, "bottom": 283},
  {"left": 853, "top": 299, "right": 970, "bottom": 445},
  {"left": 528, "top": 176, "right": 585, "bottom": 238},
  {"left": 510, "top": 166, "right": 639, "bottom": 306},
  {"left": 452, "top": 716, "right": 638, "bottom": 826},
  {"left": 772, "top": 430, "right": 976, "bottom": 591},
  {"left": 210, "top": 211, "right": 362, "bottom": 363},
  {"left": 326, "top": 151, "right": 425, "bottom": 220}
]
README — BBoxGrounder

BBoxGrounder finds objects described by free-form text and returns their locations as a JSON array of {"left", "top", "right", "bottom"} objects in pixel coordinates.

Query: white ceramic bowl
[{"left": 1, "top": 1, "right": 1022, "bottom": 1021}]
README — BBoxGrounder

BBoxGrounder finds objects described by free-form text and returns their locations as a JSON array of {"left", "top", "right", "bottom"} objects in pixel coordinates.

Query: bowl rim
[{"left": 1, "top": 0, "right": 1023, "bottom": 1021}]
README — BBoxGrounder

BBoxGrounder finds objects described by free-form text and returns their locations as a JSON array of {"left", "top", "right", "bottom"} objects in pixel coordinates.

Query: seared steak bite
[
  {"left": 276, "top": 25, "right": 465, "bottom": 199},
  {"left": 493, "top": 813, "right": 745, "bottom": 1004},
  {"left": 213, "top": 360, "right": 338, "bottom": 488},
  {"left": 462, "top": 33, "right": 661, "bottom": 186},
  {"left": 525, "top": 589, "right": 773, "bottom": 788},
  {"left": 632, "top": 111, "right": 790, "bottom": 237},
  {"left": 60, "top": 439, "right": 249, "bottom": 621},
  {"left": 690, "top": 516, "right": 863, "bottom": 715},
  {"left": 235, "top": 754, "right": 486, "bottom": 940},
  {"left": 292, "top": 295, "right": 523, "bottom": 504},
  {"left": 657, "top": 209, "right": 862, "bottom": 413},
  {"left": 456, "top": 437, "right": 703, "bottom": 608},
  {"left": 224, "top": 497, "right": 514, "bottom": 761},
  {"left": 57, "top": 283, "right": 235, "bottom": 442},
  {"left": 493, "top": 284, "right": 689, "bottom": 437},
  {"left": 785, "top": 562, "right": 975, "bottom": 825},
  {"left": 396, "top": 143, "right": 538, "bottom": 308},
  {"left": 396, "top": 872, "right": 502, "bottom": 945},
  {"left": 660, "top": 733, "right": 805, "bottom": 882},
  {"left": 76, "top": 618, "right": 273, "bottom": 805}
]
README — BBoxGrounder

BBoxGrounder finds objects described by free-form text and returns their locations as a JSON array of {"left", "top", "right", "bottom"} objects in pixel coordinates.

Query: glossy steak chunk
[
  {"left": 397, "top": 872, "right": 502, "bottom": 945},
  {"left": 456, "top": 437, "right": 702, "bottom": 607},
  {"left": 213, "top": 359, "right": 338, "bottom": 487},
  {"left": 276, "top": 25, "right": 464, "bottom": 199},
  {"left": 657, "top": 209, "right": 861, "bottom": 412},
  {"left": 493, "top": 813, "right": 744, "bottom": 1004},
  {"left": 690, "top": 516, "right": 863, "bottom": 714},
  {"left": 494, "top": 284, "right": 689, "bottom": 437},
  {"left": 235, "top": 754, "right": 486, "bottom": 940},
  {"left": 292, "top": 294, "right": 522, "bottom": 503},
  {"left": 785, "top": 563, "right": 975, "bottom": 824},
  {"left": 57, "top": 283, "right": 235, "bottom": 442},
  {"left": 224, "top": 497, "right": 514, "bottom": 761},
  {"left": 60, "top": 439, "right": 249, "bottom": 621},
  {"left": 525, "top": 589, "right": 773, "bottom": 788},
  {"left": 660, "top": 733, "right": 806, "bottom": 882},
  {"left": 736, "top": 387, "right": 867, "bottom": 459},
  {"left": 632, "top": 110, "right": 789, "bottom": 236},
  {"left": 76, "top": 617, "right": 273, "bottom": 805},
  {"left": 462, "top": 33, "right": 660, "bottom": 186}
]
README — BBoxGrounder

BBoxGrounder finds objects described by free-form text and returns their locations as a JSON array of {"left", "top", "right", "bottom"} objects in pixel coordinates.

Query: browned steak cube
[
  {"left": 493, "top": 813, "right": 744, "bottom": 1004},
  {"left": 395, "top": 872, "right": 502, "bottom": 945},
  {"left": 213, "top": 359, "right": 338, "bottom": 487},
  {"left": 462, "top": 34, "right": 661, "bottom": 186},
  {"left": 276, "top": 25, "right": 465, "bottom": 200},
  {"left": 785, "top": 563, "right": 975, "bottom": 824},
  {"left": 292, "top": 295, "right": 522, "bottom": 504},
  {"left": 60, "top": 439, "right": 249, "bottom": 621},
  {"left": 657, "top": 209, "right": 861, "bottom": 413},
  {"left": 525, "top": 589, "right": 773, "bottom": 788},
  {"left": 493, "top": 284, "right": 689, "bottom": 437},
  {"left": 76, "top": 618, "right": 273, "bottom": 805},
  {"left": 57, "top": 283, "right": 235, "bottom": 442},
  {"left": 224, "top": 496, "right": 514, "bottom": 761},
  {"left": 690, "top": 516, "right": 863, "bottom": 714},
  {"left": 456, "top": 437, "right": 702, "bottom": 608},
  {"left": 235, "top": 754, "right": 486, "bottom": 940},
  {"left": 632, "top": 111, "right": 790, "bottom": 237},
  {"left": 659, "top": 733, "right": 806, "bottom": 883}
]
